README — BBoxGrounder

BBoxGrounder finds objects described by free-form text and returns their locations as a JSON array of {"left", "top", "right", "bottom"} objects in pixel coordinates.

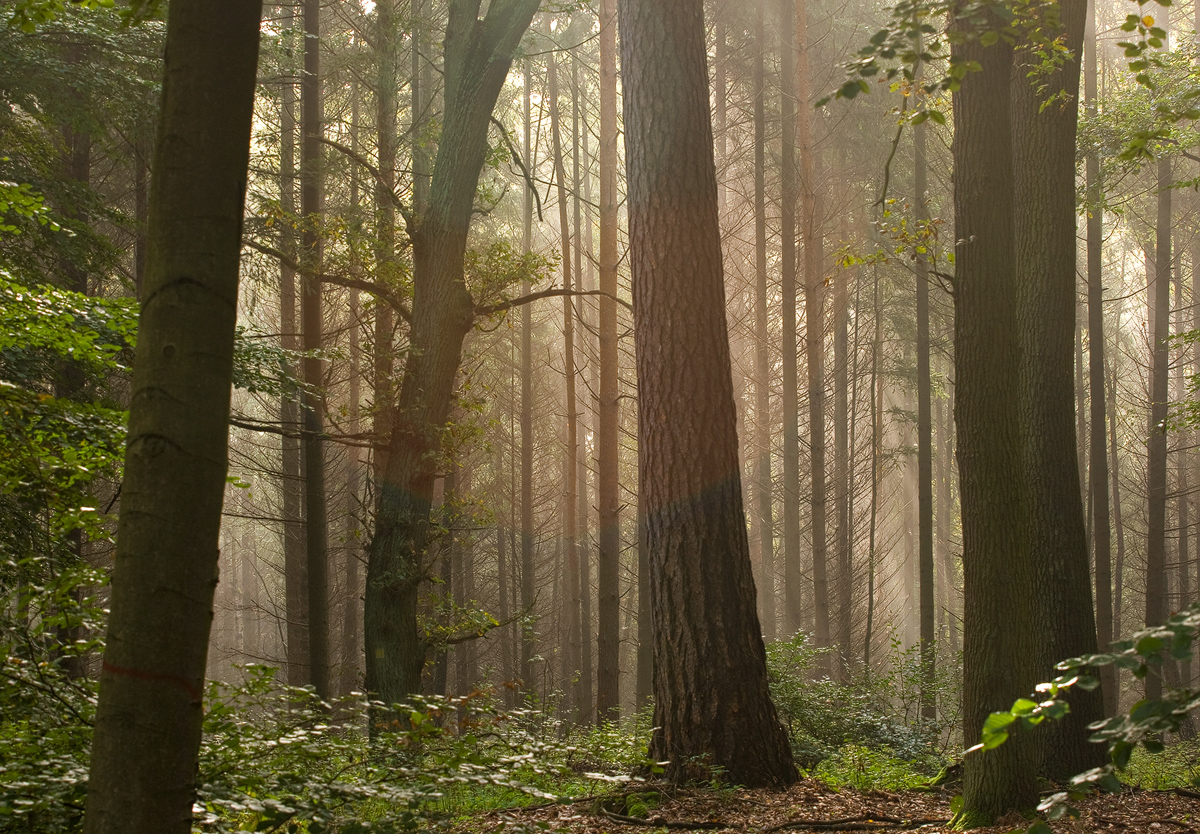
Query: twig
[
  {"left": 490, "top": 116, "right": 543, "bottom": 222},
  {"left": 764, "top": 814, "right": 949, "bottom": 833},
  {"left": 601, "top": 809, "right": 730, "bottom": 830}
]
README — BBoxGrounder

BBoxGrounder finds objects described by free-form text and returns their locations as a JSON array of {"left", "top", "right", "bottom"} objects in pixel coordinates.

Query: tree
[
  {"left": 595, "top": 0, "right": 622, "bottom": 724},
  {"left": 300, "top": 0, "right": 330, "bottom": 702},
  {"left": 950, "top": 12, "right": 1041, "bottom": 824},
  {"left": 1011, "top": 0, "right": 1105, "bottom": 778},
  {"left": 619, "top": 0, "right": 797, "bottom": 788},
  {"left": 364, "top": 0, "right": 542, "bottom": 709},
  {"left": 83, "top": 1, "right": 264, "bottom": 830}
]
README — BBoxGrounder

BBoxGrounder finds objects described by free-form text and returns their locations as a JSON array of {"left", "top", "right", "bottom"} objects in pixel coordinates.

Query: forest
[{"left": 5, "top": 0, "right": 1200, "bottom": 831}]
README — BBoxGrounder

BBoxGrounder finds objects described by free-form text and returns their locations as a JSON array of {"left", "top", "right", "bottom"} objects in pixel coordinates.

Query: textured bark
[
  {"left": 1011, "top": 0, "right": 1104, "bottom": 777},
  {"left": 82, "top": 3, "right": 262, "bottom": 830},
  {"left": 519, "top": 60, "right": 535, "bottom": 692},
  {"left": 1145, "top": 157, "right": 1171, "bottom": 704},
  {"left": 796, "top": 0, "right": 827, "bottom": 655},
  {"left": 364, "top": 0, "right": 542, "bottom": 710},
  {"left": 619, "top": 0, "right": 797, "bottom": 788},
  {"left": 570, "top": 54, "right": 589, "bottom": 718},
  {"left": 914, "top": 114, "right": 935, "bottom": 719},
  {"left": 301, "top": 0, "right": 330, "bottom": 702},
  {"left": 373, "top": 0, "right": 398, "bottom": 487},
  {"left": 753, "top": 3, "right": 776, "bottom": 641},
  {"left": 551, "top": 51, "right": 582, "bottom": 720},
  {"left": 1084, "top": 0, "right": 1117, "bottom": 715},
  {"left": 952, "top": 17, "right": 1040, "bottom": 823},
  {"left": 778, "top": 0, "right": 802, "bottom": 637},
  {"left": 280, "top": 3, "right": 308, "bottom": 688},
  {"left": 596, "top": 0, "right": 622, "bottom": 724}
]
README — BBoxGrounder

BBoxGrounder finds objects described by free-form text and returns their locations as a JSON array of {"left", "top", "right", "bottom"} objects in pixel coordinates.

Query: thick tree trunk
[
  {"left": 364, "top": 0, "right": 542, "bottom": 710},
  {"left": 596, "top": 0, "right": 622, "bottom": 724},
  {"left": 83, "top": 3, "right": 262, "bottom": 830},
  {"left": 952, "top": 16, "right": 1040, "bottom": 823},
  {"left": 619, "top": 0, "right": 797, "bottom": 788},
  {"left": 1011, "top": 0, "right": 1104, "bottom": 777}
]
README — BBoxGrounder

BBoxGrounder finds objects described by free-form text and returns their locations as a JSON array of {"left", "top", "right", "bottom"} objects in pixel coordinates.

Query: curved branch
[
  {"left": 474, "top": 287, "right": 631, "bottom": 319},
  {"left": 490, "top": 115, "right": 544, "bottom": 222},
  {"left": 318, "top": 136, "right": 416, "bottom": 234},
  {"left": 242, "top": 238, "right": 412, "bottom": 323}
]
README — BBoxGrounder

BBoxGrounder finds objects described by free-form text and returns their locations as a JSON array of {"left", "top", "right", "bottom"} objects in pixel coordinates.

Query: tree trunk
[
  {"left": 1084, "top": 0, "right": 1116, "bottom": 716},
  {"left": 914, "top": 112, "right": 935, "bottom": 720},
  {"left": 596, "top": 0, "right": 622, "bottom": 724},
  {"left": 519, "top": 59, "right": 535, "bottom": 693},
  {"left": 833, "top": 236, "right": 851, "bottom": 679},
  {"left": 280, "top": 2, "right": 308, "bottom": 688},
  {"left": 373, "top": 0, "right": 399, "bottom": 490},
  {"left": 778, "top": 0, "right": 802, "bottom": 638},
  {"left": 83, "top": 3, "right": 262, "bottom": 830},
  {"left": 364, "top": 0, "right": 542, "bottom": 710},
  {"left": 753, "top": 2, "right": 776, "bottom": 641},
  {"left": 619, "top": 0, "right": 798, "bottom": 788},
  {"left": 301, "top": 0, "right": 330, "bottom": 702},
  {"left": 952, "top": 13, "right": 1040, "bottom": 823},
  {"left": 1010, "top": 0, "right": 1104, "bottom": 778},
  {"left": 1145, "top": 156, "right": 1172, "bottom": 703}
]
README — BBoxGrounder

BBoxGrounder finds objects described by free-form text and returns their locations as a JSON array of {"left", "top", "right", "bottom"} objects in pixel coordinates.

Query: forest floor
[{"left": 456, "top": 780, "right": 1200, "bottom": 833}]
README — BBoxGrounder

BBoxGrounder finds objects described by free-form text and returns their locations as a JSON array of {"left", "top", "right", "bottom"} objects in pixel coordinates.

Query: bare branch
[
  {"left": 474, "top": 287, "right": 631, "bottom": 318},
  {"left": 318, "top": 136, "right": 416, "bottom": 233},
  {"left": 242, "top": 238, "right": 412, "bottom": 323}
]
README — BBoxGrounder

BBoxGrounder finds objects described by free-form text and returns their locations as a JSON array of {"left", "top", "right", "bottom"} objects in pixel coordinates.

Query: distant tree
[
  {"left": 619, "top": 0, "right": 797, "bottom": 787},
  {"left": 83, "top": 1, "right": 264, "bottom": 831},
  {"left": 596, "top": 0, "right": 622, "bottom": 724}
]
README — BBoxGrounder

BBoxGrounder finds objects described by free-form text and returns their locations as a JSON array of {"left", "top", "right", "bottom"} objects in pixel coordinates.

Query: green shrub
[{"left": 765, "top": 632, "right": 955, "bottom": 772}]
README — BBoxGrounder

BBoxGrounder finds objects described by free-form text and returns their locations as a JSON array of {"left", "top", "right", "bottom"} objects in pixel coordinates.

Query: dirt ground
[{"left": 464, "top": 780, "right": 1200, "bottom": 833}]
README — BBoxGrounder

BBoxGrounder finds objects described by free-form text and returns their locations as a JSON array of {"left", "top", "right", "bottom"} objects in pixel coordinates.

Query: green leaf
[{"left": 1027, "top": 822, "right": 1052, "bottom": 834}]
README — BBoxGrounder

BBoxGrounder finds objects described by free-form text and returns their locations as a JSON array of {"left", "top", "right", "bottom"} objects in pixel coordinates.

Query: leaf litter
[{"left": 455, "top": 780, "right": 1200, "bottom": 834}]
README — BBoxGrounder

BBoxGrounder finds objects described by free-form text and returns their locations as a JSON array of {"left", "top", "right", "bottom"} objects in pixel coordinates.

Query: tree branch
[
  {"left": 242, "top": 238, "right": 412, "bottom": 323},
  {"left": 318, "top": 136, "right": 416, "bottom": 233},
  {"left": 474, "top": 287, "right": 631, "bottom": 318},
  {"left": 490, "top": 115, "right": 543, "bottom": 222}
]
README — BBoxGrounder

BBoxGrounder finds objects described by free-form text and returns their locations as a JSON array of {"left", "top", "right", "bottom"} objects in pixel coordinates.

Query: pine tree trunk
[
  {"left": 1084, "top": 0, "right": 1117, "bottom": 715},
  {"left": 83, "top": 3, "right": 262, "bottom": 829},
  {"left": 753, "top": 3, "right": 776, "bottom": 641},
  {"left": 519, "top": 59, "right": 535, "bottom": 693},
  {"left": 619, "top": 0, "right": 797, "bottom": 788},
  {"left": 778, "top": 0, "right": 802, "bottom": 637},
  {"left": 280, "top": 3, "right": 308, "bottom": 688},
  {"left": 914, "top": 114, "right": 935, "bottom": 719},
  {"left": 300, "top": 0, "right": 330, "bottom": 702},
  {"left": 596, "top": 0, "right": 622, "bottom": 724},
  {"left": 1145, "top": 157, "right": 1172, "bottom": 703}
]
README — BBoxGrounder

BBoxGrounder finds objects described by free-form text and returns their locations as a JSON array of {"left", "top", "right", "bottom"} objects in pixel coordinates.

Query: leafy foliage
[
  {"left": 970, "top": 601, "right": 1200, "bottom": 831},
  {"left": 766, "top": 633, "right": 954, "bottom": 773}
]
